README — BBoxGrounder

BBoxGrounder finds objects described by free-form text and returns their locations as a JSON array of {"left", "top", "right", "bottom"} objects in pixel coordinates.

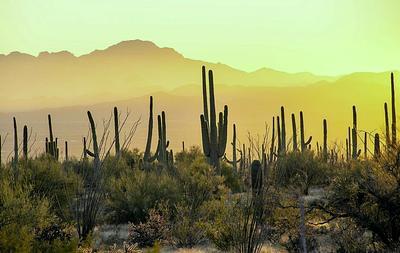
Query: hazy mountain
[{"left": 0, "top": 40, "right": 334, "bottom": 111}]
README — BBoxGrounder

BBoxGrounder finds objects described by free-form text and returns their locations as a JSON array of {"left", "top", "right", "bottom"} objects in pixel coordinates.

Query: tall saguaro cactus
[
  {"left": 291, "top": 113, "right": 298, "bottom": 151},
  {"left": 200, "top": 66, "right": 228, "bottom": 172},
  {"left": 323, "top": 119, "right": 328, "bottom": 161},
  {"left": 114, "top": 106, "right": 120, "bottom": 156},
  {"left": 47, "top": 114, "right": 59, "bottom": 160},
  {"left": 384, "top": 102, "right": 390, "bottom": 146},
  {"left": 86, "top": 111, "right": 100, "bottom": 170},
  {"left": 156, "top": 111, "right": 170, "bottom": 165},
  {"left": 391, "top": 72, "right": 396, "bottom": 145},
  {"left": 280, "top": 106, "right": 286, "bottom": 153},
  {"left": 374, "top": 133, "right": 380, "bottom": 159},
  {"left": 23, "top": 125, "right": 28, "bottom": 160},
  {"left": 13, "top": 117, "right": 18, "bottom": 167},
  {"left": 299, "top": 111, "right": 312, "bottom": 153},
  {"left": 144, "top": 96, "right": 158, "bottom": 165},
  {"left": 352, "top": 106, "right": 361, "bottom": 159},
  {"left": 269, "top": 117, "right": 275, "bottom": 163}
]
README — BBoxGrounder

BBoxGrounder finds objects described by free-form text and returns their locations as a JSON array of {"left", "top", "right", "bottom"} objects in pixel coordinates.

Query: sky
[{"left": 0, "top": 0, "right": 399, "bottom": 75}]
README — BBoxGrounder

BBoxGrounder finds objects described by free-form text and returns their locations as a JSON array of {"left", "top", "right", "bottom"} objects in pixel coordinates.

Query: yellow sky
[{"left": 0, "top": 0, "right": 399, "bottom": 75}]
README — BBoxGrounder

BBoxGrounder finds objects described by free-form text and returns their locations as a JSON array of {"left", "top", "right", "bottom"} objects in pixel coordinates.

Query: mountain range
[{"left": 0, "top": 40, "right": 398, "bottom": 157}]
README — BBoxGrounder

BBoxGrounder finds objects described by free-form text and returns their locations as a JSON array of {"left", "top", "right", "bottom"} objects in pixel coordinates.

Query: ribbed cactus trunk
[
  {"left": 83, "top": 137, "right": 87, "bottom": 159},
  {"left": 269, "top": 117, "right": 275, "bottom": 163},
  {"left": 291, "top": 113, "right": 298, "bottom": 151},
  {"left": 374, "top": 133, "right": 380, "bottom": 159},
  {"left": 277, "top": 116, "right": 281, "bottom": 154},
  {"left": 143, "top": 96, "right": 159, "bottom": 166},
  {"left": 300, "top": 111, "right": 312, "bottom": 153},
  {"left": 65, "top": 141, "right": 69, "bottom": 161},
  {"left": 114, "top": 107, "right": 120, "bottom": 156},
  {"left": 323, "top": 119, "right": 328, "bottom": 161},
  {"left": 231, "top": 124, "right": 238, "bottom": 172},
  {"left": 384, "top": 102, "right": 390, "bottom": 147},
  {"left": 391, "top": 72, "right": 396, "bottom": 146},
  {"left": 364, "top": 132, "right": 367, "bottom": 159},
  {"left": 23, "top": 125, "right": 28, "bottom": 160},
  {"left": 280, "top": 106, "right": 286, "bottom": 153},
  {"left": 345, "top": 138, "right": 349, "bottom": 161},
  {"left": 200, "top": 67, "right": 228, "bottom": 173},
  {"left": 352, "top": 106, "right": 359, "bottom": 159},
  {"left": 13, "top": 117, "right": 18, "bottom": 167}
]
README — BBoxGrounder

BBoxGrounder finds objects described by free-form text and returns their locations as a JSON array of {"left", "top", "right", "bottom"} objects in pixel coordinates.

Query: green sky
[{"left": 1, "top": 0, "right": 399, "bottom": 75}]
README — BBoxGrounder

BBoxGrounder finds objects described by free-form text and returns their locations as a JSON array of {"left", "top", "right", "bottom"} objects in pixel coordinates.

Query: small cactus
[
  {"left": 23, "top": 125, "right": 28, "bottom": 160},
  {"left": 323, "top": 119, "right": 328, "bottom": 161}
]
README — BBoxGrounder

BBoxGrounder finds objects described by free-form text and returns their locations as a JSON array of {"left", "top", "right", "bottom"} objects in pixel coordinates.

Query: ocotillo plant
[
  {"left": 323, "top": 119, "right": 328, "bottom": 161},
  {"left": 13, "top": 117, "right": 18, "bottom": 167},
  {"left": 292, "top": 113, "right": 298, "bottom": 151},
  {"left": 280, "top": 106, "right": 286, "bottom": 153},
  {"left": 23, "top": 125, "right": 28, "bottom": 160},
  {"left": 352, "top": 106, "right": 361, "bottom": 159},
  {"left": 114, "top": 106, "right": 120, "bottom": 156},
  {"left": 299, "top": 111, "right": 312, "bottom": 153},
  {"left": 200, "top": 66, "right": 228, "bottom": 172}
]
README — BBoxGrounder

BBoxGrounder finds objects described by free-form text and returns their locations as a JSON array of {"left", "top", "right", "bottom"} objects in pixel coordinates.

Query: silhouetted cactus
[
  {"left": 299, "top": 111, "right": 312, "bottom": 152},
  {"left": 23, "top": 125, "right": 28, "bottom": 160},
  {"left": 200, "top": 66, "right": 228, "bottom": 173},
  {"left": 364, "top": 132, "right": 367, "bottom": 159},
  {"left": 143, "top": 96, "right": 159, "bottom": 166},
  {"left": 374, "top": 133, "right": 380, "bottom": 159},
  {"left": 391, "top": 72, "right": 396, "bottom": 145},
  {"left": 384, "top": 102, "right": 390, "bottom": 146},
  {"left": 86, "top": 111, "right": 100, "bottom": 169},
  {"left": 156, "top": 111, "right": 170, "bottom": 166},
  {"left": 277, "top": 116, "right": 281, "bottom": 154},
  {"left": 280, "top": 106, "right": 286, "bottom": 153},
  {"left": 114, "top": 106, "right": 120, "bottom": 156},
  {"left": 13, "top": 117, "right": 18, "bottom": 167},
  {"left": 269, "top": 116, "right": 275, "bottom": 163},
  {"left": 352, "top": 106, "right": 361, "bottom": 159},
  {"left": 250, "top": 160, "right": 263, "bottom": 195},
  {"left": 47, "top": 114, "right": 58, "bottom": 160},
  {"left": 225, "top": 124, "right": 239, "bottom": 172},
  {"left": 83, "top": 137, "right": 87, "bottom": 159},
  {"left": 65, "top": 141, "right": 69, "bottom": 161},
  {"left": 323, "top": 119, "right": 328, "bottom": 161},
  {"left": 291, "top": 113, "right": 298, "bottom": 151}
]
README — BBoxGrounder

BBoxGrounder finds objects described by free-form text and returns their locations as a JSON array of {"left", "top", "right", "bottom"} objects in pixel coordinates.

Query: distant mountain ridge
[{"left": 0, "top": 39, "right": 336, "bottom": 111}]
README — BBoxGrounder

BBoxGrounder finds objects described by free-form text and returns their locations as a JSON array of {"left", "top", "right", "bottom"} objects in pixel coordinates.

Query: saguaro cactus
[
  {"left": 225, "top": 124, "right": 240, "bottom": 172},
  {"left": 384, "top": 102, "right": 390, "bottom": 146},
  {"left": 391, "top": 72, "right": 396, "bottom": 145},
  {"left": 156, "top": 111, "right": 170, "bottom": 165},
  {"left": 280, "top": 106, "right": 286, "bottom": 153},
  {"left": 143, "top": 96, "right": 158, "bottom": 166},
  {"left": 13, "top": 117, "right": 18, "bottom": 166},
  {"left": 323, "top": 119, "right": 328, "bottom": 161},
  {"left": 291, "top": 113, "right": 298, "bottom": 151},
  {"left": 277, "top": 116, "right": 281, "bottom": 154},
  {"left": 86, "top": 111, "right": 100, "bottom": 169},
  {"left": 47, "top": 114, "right": 58, "bottom": 160},
  {"left": 352, "top": 106, "right": 361, "bottom": 159},
  {"left": 269, "top": 117, "right": 275, "bottom": 163},
  {"left": 114, "top": 106, "right": 120, "bottom": 156},
  {"left": 299, "top": 111, "right": 312, "bottom": 153},
  {"left": 374, "top": 133, "right": 380, "bottom": 159},
  {"left": 65, "top": 141, "right": 69, "bottom": 161},
  {"left": 200, "top": 66, "right": 228, "bottom": 172},
  {"left": 23, "top": 125, "right": 28, "bottom": 160}
]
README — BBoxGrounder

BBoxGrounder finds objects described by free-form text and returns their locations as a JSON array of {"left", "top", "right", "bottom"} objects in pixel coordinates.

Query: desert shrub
[
  {"left": 0, "top": 177, "right": 53, "bottom": 252},
  {"left": 106, "top": 169, "right": 181, "bottom": 224},
  {"left": 18, "top": 156, "right": 78, "bottom": 221},
  {"left": 127, "top": 208, "right": 169, "bottom": 248},
  {"left": 317, "top": 158, "right": 400, "bottom": 250},
  {"left": 33, "top": 223, "right": 78, "bottom": 252}
]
